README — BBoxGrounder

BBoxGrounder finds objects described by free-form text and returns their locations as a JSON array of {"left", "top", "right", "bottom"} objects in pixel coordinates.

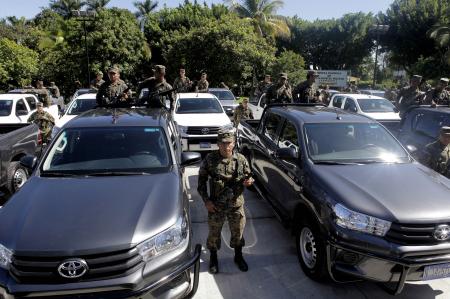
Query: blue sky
[{"left": 0, "top": 0, "right": 393, "bottom": 20}]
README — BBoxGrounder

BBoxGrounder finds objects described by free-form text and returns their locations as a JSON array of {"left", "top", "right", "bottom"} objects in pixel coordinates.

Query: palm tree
[
  {"left": 86, "top": 0, "right": 110, "bottom": 11},
  {"left": 227, "top": 0, "right": 290, "bottom": 38},
  {"left": 429, "top": 24, "right": 450, "bottom": 64},
  {"left": 133, "top": 0, "right": 158, "bottom": 19},
  {"left": 49, "top": 0, "right": 86, "bottom": 18}
]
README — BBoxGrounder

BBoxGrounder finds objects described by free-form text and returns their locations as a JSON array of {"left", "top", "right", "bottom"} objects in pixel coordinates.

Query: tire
[
  {"left": 296, "top": 219, "right": 329, "bottom": 281},
  {"left": 7, "top": 161, "right": 29, "bottom": 194}
]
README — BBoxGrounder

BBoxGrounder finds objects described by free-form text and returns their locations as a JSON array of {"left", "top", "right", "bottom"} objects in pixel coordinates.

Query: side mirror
[
  {"left": 17, "top": 110, "right": 28, "bottom": 116},
  {"left": 406, "top": 145, "right": 418, "bottom": 154},
  {"left": 20, "top": 155, "right": 37, "bottom": 170},
  {"left": 393, "top": 107, "right": 399, "bottom": 113},
  {"left": 181, "top": 152, "right": 202, "bottom": 166},
  {"left": 275, "top": 147, "right": 298, "bottom": 160}
]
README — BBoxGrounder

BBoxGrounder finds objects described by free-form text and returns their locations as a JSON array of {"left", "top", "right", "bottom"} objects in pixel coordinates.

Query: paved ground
[{"left": 184, "top": 165, "right": 450, "bottom": 299}]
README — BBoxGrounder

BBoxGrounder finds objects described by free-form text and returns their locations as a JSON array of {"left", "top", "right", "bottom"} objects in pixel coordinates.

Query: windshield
[
  {"left": 67, "top": 98, "right": 97, "bottom": 115},
  {"left": 357, "top": 98, "right": 396, "bottom": 113},
  {"left": 42, "top": 127, "right": 171, "bottom": 174},
  {"left": 176, "top": 98, "right": 223, "bottom": 114},
  {"left": 209, "top": 90, "right": 235, "bottom": 101},
  {"left": 304, "top": 123, "right": 409, "bottom": 163},
  {"left": 0, "top": 100, "right": 13, "bottom": 116}
]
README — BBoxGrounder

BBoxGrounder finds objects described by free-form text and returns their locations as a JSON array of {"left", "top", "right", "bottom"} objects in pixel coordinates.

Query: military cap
[
  {"left": 217, "top": 125, "right": 236, "bottom": 143},
  {"left": 36, "top": 102, "right": 44, "bottom": 107},
  {"left": 412, "top": 75, "right": 422, "bottom": 80},
  {"left": 96, "top": 70, "right": 103, "bottom": 76},
  {"left": 108, "top": 66, "right": 119, "bottom": 73},
  {"left": 265, "top": 74, "right": 271, "bottom": 77},
  {"left": 154, "top": 65, "right": 166, "bottom": 72},
  {"left": 279, "top": 72, "right": 288, "bottom": 79},
  {"left": 440, "top": 78, "right": 449, "bottom": 83},
  {"left": 441, "top": 126, "right": 450, "bottom": 136},
  {"left": 242, "top": 97, "right": 249, "bottom": 103},
  {"left": 307, "top": 70, "right": 319, "bottom": 77}
]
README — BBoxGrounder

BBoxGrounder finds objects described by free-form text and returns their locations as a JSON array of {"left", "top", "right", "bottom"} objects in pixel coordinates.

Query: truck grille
[
  {"left": 186, "top": 127, "right": 220, "bottom": 135},
  {"left": 10, "top": 247, "right": 144, "bottom": 284},
  {"left": 386, "top": 223, "right": 448, "bottom": 245}
]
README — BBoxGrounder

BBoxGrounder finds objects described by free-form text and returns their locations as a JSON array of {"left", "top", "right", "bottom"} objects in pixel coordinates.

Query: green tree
[
  {"left": 49, "top": 0, "right": 86, "bottom": 18},
  {"left": 269, "top": 50, "right": 306, "bottom": 86},
  {"left": 429, "top": 24, "right": 450, "bottom": 65},
  {"left": 227, "top": 0, "right": 289, "bottom": 38},
  {"left": 162, "top": 15, "right": 275, "bottom": 85},
  {"left": 134, "top": 0, "right": 158, "bottom": 18},
  {"left": 0, "top": 38, "right": 39, "bottom": 90},
  {"left": 86, "top": 0, "right": 111, "bottom": 11}
]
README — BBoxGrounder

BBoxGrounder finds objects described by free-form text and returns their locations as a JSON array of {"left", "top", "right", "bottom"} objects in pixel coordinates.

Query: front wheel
[
  {"left": 296, "top": 221, "right": 328, "bottom": 281},
  {"left": 7, "top": 161, "right": 29, "bottom": 194}
]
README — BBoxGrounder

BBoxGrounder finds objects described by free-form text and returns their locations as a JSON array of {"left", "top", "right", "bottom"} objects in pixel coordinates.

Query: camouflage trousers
[{"left": 207, "top": 205, "right": 246, "bottom": 250}]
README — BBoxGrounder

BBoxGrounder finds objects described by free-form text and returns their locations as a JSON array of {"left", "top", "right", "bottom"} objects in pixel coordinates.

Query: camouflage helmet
[{"left": 217, "top": 124, "right": 236, "bottom": 143}]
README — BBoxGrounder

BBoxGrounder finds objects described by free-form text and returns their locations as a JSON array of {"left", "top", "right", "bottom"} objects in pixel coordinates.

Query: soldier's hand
[
  {"left": 243, "top": 177, "right": 254, "bottom": 187},
  {"left": 205, "top": 200, "right": 216, "bottom": 213}
]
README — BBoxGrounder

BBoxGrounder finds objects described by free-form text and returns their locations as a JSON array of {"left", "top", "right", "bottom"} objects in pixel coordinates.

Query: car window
[
  {"left": 26, "top": 97, "right": 37, "bottom": 110},
  {"left": 176, "top": 98, "right": 223, "bottom": 114},
  {"left": 343, "top": 98, "right": 357, "bottom": 112},
  {"left": 414, "top": 113, "right": 450, "bottom": 139},
  {"left": 305, "top": 123, "right": 409, "bottom": 163},
  {"left": 0, "top": 100, "right": 13, "bottom": 116},
  {"left": 42, "top": 127, "right": 171, "bottom": 174},
  {"left": 332, "top": 96, "right": 344, "bottom": 108},
  {"left": 67, "top": 98, "right": 97, "bottom": 115},
  {"left": 259, "top": 95, "right": 267, "bottom": 108},
  {"left": 209, "top": 90, "right": 235, "bottom": 101},
  {"left": 16, "top": 99, "right": 27, "bottom": 113},
  {"left": 278, "top": 120, "right": 299, "bottom": 152},
  {"left": 262, "top": 113, "right": 282, "bottom": 143},
  {"left": 357, "top": 98, "right": 395, "bottom": 113}
]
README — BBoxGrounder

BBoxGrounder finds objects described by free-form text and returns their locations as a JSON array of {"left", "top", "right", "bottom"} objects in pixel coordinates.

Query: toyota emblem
[
  {"left": 434, "top": 225, "right": 450, "bottom": 241},
  {"left": 57, "top": 259, "right": 88, "bottom": 279},
  {"left": 201, "top": 128, "right": 210, "bottom": 135}
]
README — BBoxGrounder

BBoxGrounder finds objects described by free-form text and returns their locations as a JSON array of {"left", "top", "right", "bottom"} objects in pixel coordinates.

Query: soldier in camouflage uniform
[
  {"left": 96, "top": 66, "right": 131, "bottom": 107},
  {"left": 137, "top": 65, "right": 174, "bottom": 109},
  {"left": 196, "top": 72, "right": 209, "bottom": 92},
  {"left": 172, "top": 67, "right": 191, "bottom": 92},
  {"left": 27, "top": 102, "right": 55, "bottom": 144},
  {"left": 233, "top": 98, "right": 254, "bottom": 127},
  {"left": 421, "top": 78, "right": 450, "bottom": 107},
  {"left": 396, "top": 75, "right": 422, "bottom": 117},
  {"left": 197, "top": 126, "right": 254, "bottom": 274},
  {"left": 254, "top": 74, "right": 272, "bottom": 98},
  {"left": 422, "top": 126, "right": 450, "bottom": 179},
  {"left": 265, "top": 73, "right": 293, "bottom": 105},
  {"left": 293, "top": 70, "right": 320, "bottom": 103},
  {"left": 90, "top": 71, "right": 105, "bottom": 90}
]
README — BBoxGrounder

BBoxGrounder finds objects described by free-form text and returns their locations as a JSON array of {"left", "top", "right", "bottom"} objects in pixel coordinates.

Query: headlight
[
  {"left": 137, "top": 213, "right": 188, "bottom": 262},
  {"left": 177, "top": 125, "right": 188, "bottom": 134},
  {"left": 333, "top": 204, "right": 391, "bottom": 237},
  {"left": 0, "top": 244, "right": 12, "bottom": 270}
]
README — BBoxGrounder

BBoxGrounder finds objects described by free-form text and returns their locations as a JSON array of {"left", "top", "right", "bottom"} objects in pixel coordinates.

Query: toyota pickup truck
[
  {"left": 238, "top": 103, "right": 450, "bottom": 295},
  {"left": 0, "top": 123, "right": 41, "bottom": 194}
]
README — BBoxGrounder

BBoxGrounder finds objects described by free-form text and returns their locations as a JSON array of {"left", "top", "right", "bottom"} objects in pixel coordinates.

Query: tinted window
[
  {"left": 305, "top": 123, "right": 409, "bottom": 163},
  {"left": 414, "top": 113, "right": 450, "bottom": 139},
  {"left": 209, "top": 90, "right": 235, "bottom": 101},
  {"left": 26, "top": 97, "right": 37, "bottom": 110},
  {"left": 259, "top": 95, "right": 267, "bottom": 107},
  {"left": 263, "top": 113, "right": 282, "bottom": 142},
  {"left": 0, "top": 100, "right": 13, "bottom": 116},
  {"left": 42, "top": 127, "right": 171, "bottom": 174},
  {"left": 16, "top": 99, "right": 27, "bottom": 113},
  {"left": 333, "top": 96, "right": 344, "bottom": 108},
  {"left": 278, "top": 121, "right": 299, "bottom": 152},
  {"left": 343, "top": 98, "right": 357, "bottom": 112},
  {"left": 176, "top": 98, "right": 223, "bottom": 114},
  {"left": 67, "top": 98, "right": 97, "bottom": 115},
  {"left": 357, "top": 98, "right": 395, "bottom": 113}
]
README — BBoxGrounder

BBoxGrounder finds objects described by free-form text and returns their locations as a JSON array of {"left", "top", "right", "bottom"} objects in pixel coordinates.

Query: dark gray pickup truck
[
  {"left": 238, "top": 104, "right": 450, "bottom": 295},
  {"left": 0, "top": 124, "right": 40, "bottom": 194}
]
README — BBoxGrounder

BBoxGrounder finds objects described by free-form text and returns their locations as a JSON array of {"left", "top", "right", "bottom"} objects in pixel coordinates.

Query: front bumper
[
  {"left": 181, "top": 136, "right": 218, "bottom": 152},
  {"left": 0, "top": 245, "right": 201, "bottom": 299}
]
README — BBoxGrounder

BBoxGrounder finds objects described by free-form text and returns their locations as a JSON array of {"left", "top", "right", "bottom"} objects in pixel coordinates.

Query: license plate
[
  {"left": 423, "top": 263, "right": 450, "bottom": 280},
  {"left": 199, "top": 142, "right": 211, "bottom": 149}
]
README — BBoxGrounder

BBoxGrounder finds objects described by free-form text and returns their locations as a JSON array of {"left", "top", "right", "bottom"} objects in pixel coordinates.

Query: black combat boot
[
  {"left": 209, "top": 250, "right": 219, "bottom": 274},
  {"left": 234, "top": 246, "right": 248, "bottom": 272}
]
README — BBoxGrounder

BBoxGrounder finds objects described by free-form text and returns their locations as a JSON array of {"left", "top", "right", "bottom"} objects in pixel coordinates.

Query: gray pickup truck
[{"left": 0, "top": 123, "right": 40, "bottom": 194}]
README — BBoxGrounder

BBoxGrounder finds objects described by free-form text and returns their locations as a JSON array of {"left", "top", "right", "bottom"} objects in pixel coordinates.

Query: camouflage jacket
[
  {"left": 396, "top": 86, "right": 421, "bottom": 111},
  {"left": 293, "top": 81, "right": 319, "bottom": 103},
  {"left": 266, "top": 83, "right": 293, "bottom": 105},
  {"left": 28, "top": 111, "right": 55, "bottom": 133},
  {"left": 138, "top": 77, "right": 174, "bottom": 109},
  {"left": 423, "top": 141, "right": 450, "bottom": 178},
  {"left": 96, "top": 79, "right": 130, "bottom": 106},
  {"left": 90, "top": 78, "right": 105, "bottom": 90},
  {"left": 173, "top": 76, "right": 191, "bottom": 92},
  {"left": 233, "top": 105, "right": 254, "bottom": 127},
  {"left": 254, "top": 81, "right": 271, "bottom": 96},
  {"left": 196, "top": 80, "right": 209, "bottom": 92},
  {"left": 198, "top": 151, "right": 252, "bottom": 208},
  {"left": 421, "top": 89, "right": 450, "bottom": 106}
]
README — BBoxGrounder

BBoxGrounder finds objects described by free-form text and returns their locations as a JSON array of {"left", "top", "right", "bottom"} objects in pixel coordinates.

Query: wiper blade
[
  {"left": 40, "top": 172, "right": 78, "bottom": 177},
  {"left": 84, "top": 171, "right": 150, "bottom": 177},
  {"left": 314, "top": 161, "right": 359, "bottom": 165}
]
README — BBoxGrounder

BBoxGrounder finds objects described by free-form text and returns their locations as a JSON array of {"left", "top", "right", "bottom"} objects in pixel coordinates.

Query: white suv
[{"left": 173, "top": 93, "right": 232, "bottom": 151}]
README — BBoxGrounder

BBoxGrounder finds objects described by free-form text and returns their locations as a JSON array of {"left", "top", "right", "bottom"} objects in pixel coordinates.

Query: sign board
[{"left": 316, "top": 70, "right": 348, "bottom": 88}]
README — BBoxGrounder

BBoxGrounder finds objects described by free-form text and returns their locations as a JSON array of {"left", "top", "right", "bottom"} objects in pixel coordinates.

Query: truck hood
[
  {"left": 0, "top": 170, "right": 182, "bottom": 255},
  {"left": 313, "top": 162, "right": 450, "bottom": 223},
  {"left": 174, "top": 113, "right": 231, "bottom": 127},
  {"left": 54, "top": 114, "right": 76, "bottom": 129}
]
